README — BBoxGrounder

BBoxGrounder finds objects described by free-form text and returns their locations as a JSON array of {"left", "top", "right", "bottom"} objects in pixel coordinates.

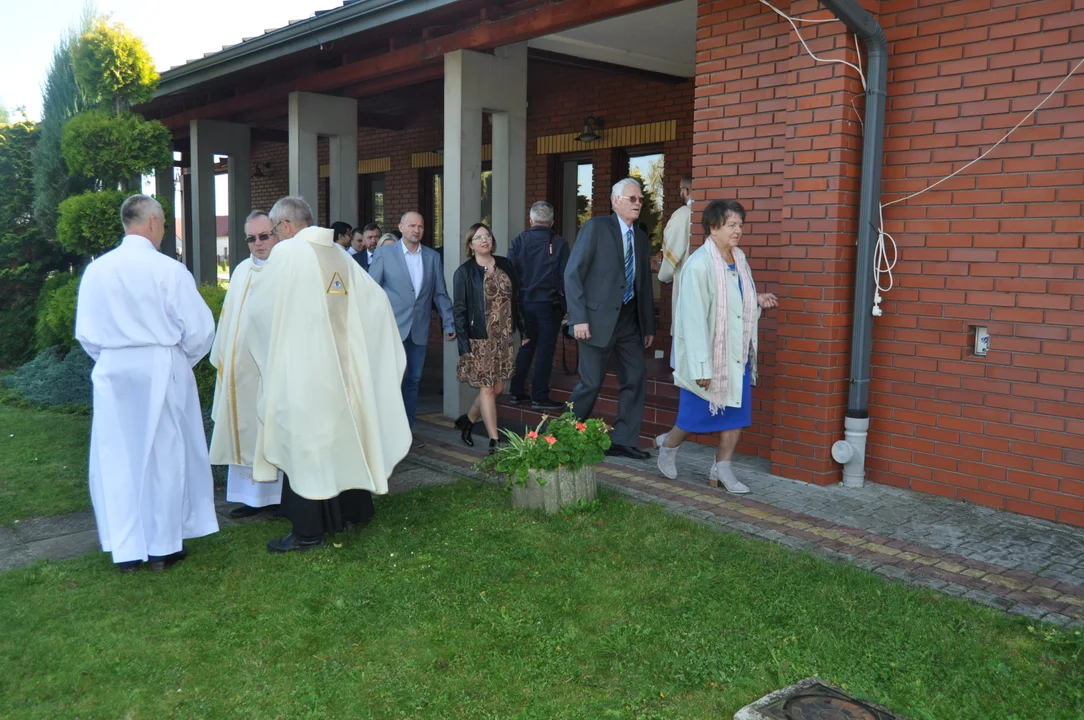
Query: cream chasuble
[
  {"left": 244, "top": 226, "right": 410, "bottom": 500},
  {"left": 209, "top": 258, "right": 282, "bottom": 507}
]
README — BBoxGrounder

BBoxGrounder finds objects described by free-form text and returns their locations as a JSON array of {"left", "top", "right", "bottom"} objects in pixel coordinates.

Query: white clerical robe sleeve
[
  {"left": 74, "top": 269, "right": 103, "bottom": 362},
  {"left": 170, "top": 267, "right": 215, "bottom": 367}
]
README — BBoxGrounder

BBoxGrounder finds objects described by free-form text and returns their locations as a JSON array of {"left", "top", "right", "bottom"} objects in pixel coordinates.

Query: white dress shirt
[{"left": 402, "top": 241, "right": 424, "bottom": 298}]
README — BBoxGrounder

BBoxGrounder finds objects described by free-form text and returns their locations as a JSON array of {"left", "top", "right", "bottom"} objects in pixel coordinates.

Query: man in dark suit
[
  {"left": 564, "top": 178, "right": 655, "bottom": 459},
  {"left": 352, "top": 223, "right": 381, "bottom": 272},
  {"left": 368, "top": 211, "right": 455, "bottom": 448}
]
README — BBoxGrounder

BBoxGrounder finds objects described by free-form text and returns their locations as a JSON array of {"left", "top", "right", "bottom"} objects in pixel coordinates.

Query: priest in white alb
[
  {"left": 208, "top": 209, "right": 283, "bottom": 519},
  {"left": 75, "top": 194, "right": 219, "bottom": 573},
  {"left": 244, "top": 196, "right": 411, "bottom": 553}
]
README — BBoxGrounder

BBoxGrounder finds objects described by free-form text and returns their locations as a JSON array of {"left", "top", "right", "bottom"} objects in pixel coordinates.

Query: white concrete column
[
  {"left": 288, "top": 92, "right": 358, "bottom": 225},
  {"left": 189, "top": 119, "right": 252, "bottom": 283},
  {"left": 442, "top": 44, "right": 528, "bottom": 418}
]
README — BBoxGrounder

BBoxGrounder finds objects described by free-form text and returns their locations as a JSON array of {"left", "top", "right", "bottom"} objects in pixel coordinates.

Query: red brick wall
[
  {"left": 869, "top": 0, "right": 1084, "bottom": 525},
  {"left": 695, "top": 0, "right": 861, "bottom": 466},
  {"left": 694, "top": 0, "right": 1083, "bottom": 526}
]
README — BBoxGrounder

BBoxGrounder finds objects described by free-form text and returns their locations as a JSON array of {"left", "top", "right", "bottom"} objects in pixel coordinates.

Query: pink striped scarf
[{"left": 707, "top": 242, "right": 756, "bottom": 415}]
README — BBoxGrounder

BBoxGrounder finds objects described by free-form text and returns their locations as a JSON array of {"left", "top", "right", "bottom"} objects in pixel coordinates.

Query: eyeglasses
[
  {"left": 472, "top": 233, "right": 493, "bottom": 242},
  {"left": 245, "top": 232, "right": 274, "bottom": 244},
  {"left": 621, "top": 195, "right": 644, "bottom": 205}
]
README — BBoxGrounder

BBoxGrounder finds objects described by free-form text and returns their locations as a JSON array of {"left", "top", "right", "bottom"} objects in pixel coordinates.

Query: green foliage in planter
[
  {"left": 193, "top": 282, "right": 227, "bottom": 410},
  {"left": 56, "top": 189, "right": 126, "bottom": 256},
  {"left": 73, "top": 19, "right": 158, "bottom": 113},
  {"left": 1, "top": 346, "right": 92, "bottom": 410},
  {"left": 477, "top": 407, "right": 611, "bottom": 487},
  {"left": 61, "top": 111, "right": 171, "bottom": 187},
  {"left": 34, "top": 272, "right": 80, "bottom": 352}
]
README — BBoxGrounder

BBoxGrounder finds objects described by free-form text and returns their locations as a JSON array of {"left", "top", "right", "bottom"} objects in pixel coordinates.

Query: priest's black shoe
[
  {"left": 267, "top": 533, "right": 324, "bottom": 554},
  {"left": 149, "top": 547, "right": 187, "bottom": 572},
  {"left": 454, "top": 413, "right": 474, "bottom": 447},
  {"left": 605, "top": 444, "right": 651, "bottom": 460},
  {"left": 531, "top": 398, "right": 565, "bottom": 411},
  {"left": 116, "top": 561, "right": 141, "bottom": 574},
  {"left": 228, "top": 504, "right": 265, "bottom": 519},
  {"left": 508, "top": 393, "right": 530, "bottom": 405}
]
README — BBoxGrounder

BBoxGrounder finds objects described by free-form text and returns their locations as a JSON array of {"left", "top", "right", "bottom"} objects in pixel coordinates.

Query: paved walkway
[
  {"left": 3, "top": 414, "right": 1082, "bottom": 627},
  {"left": 0, "top": 458, "right": 457, "bottom": 574},
  {"left": 411, "top": 412, "right": 1084, "bottom": 627}
]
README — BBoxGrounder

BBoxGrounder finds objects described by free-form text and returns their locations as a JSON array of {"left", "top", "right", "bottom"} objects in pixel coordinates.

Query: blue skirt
[{"left": 675, "top": 363, "right": 752, "bottom": 433}]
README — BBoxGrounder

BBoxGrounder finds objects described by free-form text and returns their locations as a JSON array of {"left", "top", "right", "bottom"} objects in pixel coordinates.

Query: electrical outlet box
[{"left": 973, "top": 326, "right": 989, "bottom": 357}]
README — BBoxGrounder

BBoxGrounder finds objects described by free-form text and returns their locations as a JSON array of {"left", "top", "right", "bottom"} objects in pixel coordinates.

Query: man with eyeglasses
[
  {"left": 564, "top": 177, "right": 656, "bottom": 460},
  {"left": 208, "top": 209, "right": 284, "bottom": 519}
]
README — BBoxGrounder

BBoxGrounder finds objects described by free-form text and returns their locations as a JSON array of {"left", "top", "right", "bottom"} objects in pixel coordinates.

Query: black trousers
[
  {"left": 281, "top": 474, "right": 375, "bottom": 540},
  {"left": 510, "top": 301, "right": 562, "bottom": 402},
  {"left": 568, "top": 301, "right": 646, "bottom": 447}
]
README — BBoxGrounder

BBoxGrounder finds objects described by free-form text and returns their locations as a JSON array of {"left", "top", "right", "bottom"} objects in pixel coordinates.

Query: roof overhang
[{"left": 156, "top": 0, "right": 461, "bottom": 98}]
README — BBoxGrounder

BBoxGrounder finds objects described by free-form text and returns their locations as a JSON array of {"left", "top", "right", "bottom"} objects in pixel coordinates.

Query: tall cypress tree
[{"left": 32, "top": 9, "right": 95, "bottom": 241}]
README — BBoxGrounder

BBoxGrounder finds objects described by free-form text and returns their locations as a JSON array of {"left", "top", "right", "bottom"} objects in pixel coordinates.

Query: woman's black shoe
[
  {"left": 489, "top": 438, "right": 498, "bottom": 455},
  {"left": 455, "top": 414, "right": 474, "bottom": 447}
]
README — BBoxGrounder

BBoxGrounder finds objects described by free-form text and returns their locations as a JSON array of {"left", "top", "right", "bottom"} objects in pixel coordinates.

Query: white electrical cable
[
  {"left": 869, "top": 55, "right": 1084, "bottom": 311},
  {"left": 757, "top": 0, "right": 867, "bottom": 91},
  {"left": 882, "top": 56, "right": 1084, "bottom": 210}
]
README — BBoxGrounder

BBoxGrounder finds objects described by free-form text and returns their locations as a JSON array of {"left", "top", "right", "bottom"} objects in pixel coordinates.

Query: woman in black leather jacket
[{"left": 452, "top": 223, "right": 525, "bottom": 452}]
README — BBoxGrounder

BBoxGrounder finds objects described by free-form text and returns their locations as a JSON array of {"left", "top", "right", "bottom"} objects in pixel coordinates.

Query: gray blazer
[
  {"left": 564, "top": 215, "right": 655, "bottom": 348},
  {"left": 369, "top": 240, "right": 455, "bottom": 345}
]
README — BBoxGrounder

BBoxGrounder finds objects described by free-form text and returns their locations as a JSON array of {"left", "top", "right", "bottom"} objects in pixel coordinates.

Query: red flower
[
  {"left": 526, "top": 431, "right": 539, "bottom": 440},
  {"left": 544, "top": 435, "right": 557, "bottom": 445},
  {"left": 576, "top": 423, "right": 587, "bottom": 433}
]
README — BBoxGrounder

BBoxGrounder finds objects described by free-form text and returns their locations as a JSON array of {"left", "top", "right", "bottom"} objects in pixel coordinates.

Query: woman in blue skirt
[{"left": 654, "top": 199, "right": 777, "bottom": 493}]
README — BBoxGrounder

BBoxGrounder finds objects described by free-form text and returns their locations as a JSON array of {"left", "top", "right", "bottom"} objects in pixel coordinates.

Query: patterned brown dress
[{"left": 456, "top": 266, "right": 516, "bottom": 387}]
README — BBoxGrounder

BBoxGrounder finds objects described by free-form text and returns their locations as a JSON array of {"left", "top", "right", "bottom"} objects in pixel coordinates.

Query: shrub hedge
[{"left": 34, "top": 272, "right": 81, "bottom": 352}]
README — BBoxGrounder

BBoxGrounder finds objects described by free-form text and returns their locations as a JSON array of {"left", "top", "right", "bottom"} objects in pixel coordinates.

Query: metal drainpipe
[{"left": 819, "top": 0, "right": 888, "bottom": 488}]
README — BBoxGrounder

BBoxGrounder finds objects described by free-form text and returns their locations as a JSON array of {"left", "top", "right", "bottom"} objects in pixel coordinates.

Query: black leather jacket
[{"left": 452, "top": 255, "right": 525, "bottom": 356}]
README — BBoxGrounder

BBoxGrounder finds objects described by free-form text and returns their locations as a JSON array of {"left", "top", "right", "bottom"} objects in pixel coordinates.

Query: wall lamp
[{"left": 576, "top": 116, "right": 604, "bottom": 143}]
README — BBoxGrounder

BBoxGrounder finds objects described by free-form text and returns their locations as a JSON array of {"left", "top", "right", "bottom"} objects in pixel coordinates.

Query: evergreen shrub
[
  {"left": 57, "top": 190, "right": 126, "bottom": 256},
  {"left": 2, "top": 347, "right": 92, "bottom": 410},
  {"left": 34, "top": 272, "right": 80, "bottom": 352}
]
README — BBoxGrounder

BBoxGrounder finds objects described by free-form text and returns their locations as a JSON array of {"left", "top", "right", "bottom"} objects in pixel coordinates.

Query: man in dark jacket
[{"left": 507, "top": 201, "right": 569, "bottom": 410}]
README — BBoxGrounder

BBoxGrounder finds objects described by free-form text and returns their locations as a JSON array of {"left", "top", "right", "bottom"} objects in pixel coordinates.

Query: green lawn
[
  {"left": 1, "top": 479, "right": 1080, "bottom": 719},
  {"left": 0, "top": 403, "right": 90, "bottom": 524}
]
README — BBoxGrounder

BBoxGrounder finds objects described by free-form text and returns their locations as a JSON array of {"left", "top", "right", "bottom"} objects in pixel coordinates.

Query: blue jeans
[{"left": 401, "top": 338, "right": 428, "bottom": 427}]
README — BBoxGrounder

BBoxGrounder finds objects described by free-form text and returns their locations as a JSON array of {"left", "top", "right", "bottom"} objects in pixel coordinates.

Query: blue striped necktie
[{"left": 623, "top": 228, "right": 634, "bottom": 304}]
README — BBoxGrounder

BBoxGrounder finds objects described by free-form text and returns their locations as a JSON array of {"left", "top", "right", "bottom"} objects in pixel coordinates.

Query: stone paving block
[
  {"left": 0, "top": 545, "right": 35, "bottom": 573},
  {"left": 0, "top": 528, "right": 21, "bottom": 552},
  {"left": 11, "top": 512, "right": 96, "bottom": 542},
  {"left": 25, "top": 530, "right": 100, "bottom": 563}
]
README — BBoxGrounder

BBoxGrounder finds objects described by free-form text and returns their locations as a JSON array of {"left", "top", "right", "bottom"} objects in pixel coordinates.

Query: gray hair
[
  {"left": 679, "top": 175, "right": 693, "bottom": 189},
  {"left": 378, "top": 233, "right": 398, "bottom": 247},
  {"left": 269, "top": 196, "right": 314, "bottom": 228},
  {"left": 245, "top": 209, "right": 269, "bottom": 224},
  {"left": 529, "top": 201, "right": 554, "bottom": 226},
  {"left": 120, "top": 194, "right": 164, "bottom": 229},
  {"left": 611, "top": 177, "right": 641, "bottom": 200}
]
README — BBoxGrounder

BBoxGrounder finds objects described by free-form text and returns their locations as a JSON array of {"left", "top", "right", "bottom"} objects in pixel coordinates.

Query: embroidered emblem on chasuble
[{"left": 327, "top": 272, "right": 347, "bottom": 295}]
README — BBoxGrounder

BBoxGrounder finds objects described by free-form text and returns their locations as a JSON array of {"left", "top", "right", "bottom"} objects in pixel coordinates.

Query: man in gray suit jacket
[
  {"left": 369, "top": 211, "right": 455, "bottom": 445},
  {"left": 564, "top": 178, "right": 655, "bottom": 459}
]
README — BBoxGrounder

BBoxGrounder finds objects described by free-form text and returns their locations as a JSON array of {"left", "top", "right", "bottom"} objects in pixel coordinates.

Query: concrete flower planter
[{"left": 510, "top": 465, "right": 597, "bottom": 514}]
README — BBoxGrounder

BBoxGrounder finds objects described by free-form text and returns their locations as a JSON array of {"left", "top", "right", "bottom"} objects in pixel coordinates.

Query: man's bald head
[{"left": 399, "top": 211, "right": 425, "bottom": 248}]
